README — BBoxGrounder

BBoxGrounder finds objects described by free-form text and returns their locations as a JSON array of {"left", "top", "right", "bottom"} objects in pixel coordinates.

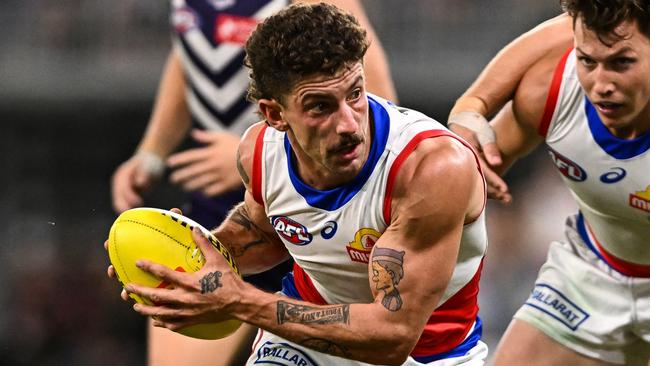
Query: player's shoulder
[
  {"left": 512, "top": 14, "right": 574, "bottom": 130},
  {"left": 397, "top": 135, "right": 477, "bottom": 187},
  {"left": 238, "top": 121, "right": 268, "bottom": 187},
  {"left": 389, "top": 134, "right": 482, "bottom": 224}
]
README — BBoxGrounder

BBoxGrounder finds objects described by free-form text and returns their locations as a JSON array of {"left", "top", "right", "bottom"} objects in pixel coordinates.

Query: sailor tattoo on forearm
[
  {"left": 200, "top": 271, "right": 223, "bottom": 294},
  {"left": 277, "top": 301, "right": 350, "bottom": 325},
  {"left": 371, "top": 247, "right": 405, "bottom": 311}
]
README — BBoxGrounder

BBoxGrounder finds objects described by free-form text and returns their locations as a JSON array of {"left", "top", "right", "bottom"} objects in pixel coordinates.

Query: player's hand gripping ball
[{"left": 107, "top": 207, "right": 242, "bottom": 339}]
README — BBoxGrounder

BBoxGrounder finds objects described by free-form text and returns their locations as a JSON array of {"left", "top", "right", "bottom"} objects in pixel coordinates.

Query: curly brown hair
[
  {"left": 244, "top": 2, "right": 369, "bottom": 104},
  {"left": 561, "top": 0, "right": 650, "bottom": 40}
]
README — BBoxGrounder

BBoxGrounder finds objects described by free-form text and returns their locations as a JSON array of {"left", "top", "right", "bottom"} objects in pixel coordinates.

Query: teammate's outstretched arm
[{"left": 448, "top": 13, "right": 574, "bottom": 203}]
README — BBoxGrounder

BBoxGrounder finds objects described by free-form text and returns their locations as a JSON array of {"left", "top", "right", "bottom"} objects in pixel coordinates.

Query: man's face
[
  {"left": 574, "top": 18, "right": 650, "bottom": 138},
  {"left": 278, "top": 62, "right": 371, "bottom": 187},
  {"left": 371, "top": 262, "right": 394, "bottom": 292}
]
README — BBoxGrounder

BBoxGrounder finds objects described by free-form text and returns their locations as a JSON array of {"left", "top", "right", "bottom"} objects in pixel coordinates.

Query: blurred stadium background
[{"left": 0, "top": 1, "right": 577, "bottom": 364}]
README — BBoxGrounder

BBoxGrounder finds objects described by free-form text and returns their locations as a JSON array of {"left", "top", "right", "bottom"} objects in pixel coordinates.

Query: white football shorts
[
  {"left": 246, "top": 328, "right": 487, "bottom": 366},
  {"left": 513, "top": 215, "right": 650, "bottom": 365}
]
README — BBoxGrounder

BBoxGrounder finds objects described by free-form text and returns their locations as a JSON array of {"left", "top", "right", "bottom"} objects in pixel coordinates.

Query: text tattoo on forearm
[{"left": 276, "top": 301, "right": 350, "bottom": 325}]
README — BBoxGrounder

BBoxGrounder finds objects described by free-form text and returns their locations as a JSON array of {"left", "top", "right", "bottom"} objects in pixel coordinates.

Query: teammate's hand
[
  {"left": 448, "top": 111, "right": 502, "bottom": 166},
  {"left": 111, "top": 153, "right": 164, "bottom": 213},
  {"left": 448, "top": 112, "right": 512, "bottom": 204},
  {"left": 167, "top": 130, "right": 243, "bottom": 197}
]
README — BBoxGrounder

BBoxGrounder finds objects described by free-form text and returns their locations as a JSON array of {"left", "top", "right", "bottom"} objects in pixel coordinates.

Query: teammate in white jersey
[
  {"left": 110, "top": 3, "right": 489, "bottom": 365},
  {"left": 448, "top": 1, "right": 650, "bottom": 365}
]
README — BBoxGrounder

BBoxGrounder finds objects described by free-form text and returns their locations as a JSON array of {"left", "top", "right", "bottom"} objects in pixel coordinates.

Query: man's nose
[
  {"left": 592, "top": 66, "right": 615, "bottom": 97},
  {"left": 336, "top": 104, "right": 359, "bottom": 135}
]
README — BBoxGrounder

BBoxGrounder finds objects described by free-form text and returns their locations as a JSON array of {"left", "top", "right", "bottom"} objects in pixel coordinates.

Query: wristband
[
  {"left": 448, "top": 111, "right": 496, "bottom": 146},
  {"left": 136, "top": 151, "right": 165, "bottom": 178}
]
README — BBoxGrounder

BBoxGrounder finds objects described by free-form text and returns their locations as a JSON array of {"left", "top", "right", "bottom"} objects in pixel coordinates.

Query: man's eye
[
  {"left": 578, "top": 56, "right": 595, "bottom": 67},
  {"left": 310, "top": 103, "right": 326, "bottom": 113},
  {"left": 348, "top": 89, "right": 361, "bottom": 101},
  {"left": 615, "top": 57, "right": 634, "bottom": 66}
]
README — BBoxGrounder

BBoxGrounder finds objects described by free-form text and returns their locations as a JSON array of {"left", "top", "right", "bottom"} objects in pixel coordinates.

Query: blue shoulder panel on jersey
[
  {"left": 585, "top": 98, "right": 650, "bottom": 159},
  {"left": 284, "top": 95, "right": 390, "bottom": 211}
]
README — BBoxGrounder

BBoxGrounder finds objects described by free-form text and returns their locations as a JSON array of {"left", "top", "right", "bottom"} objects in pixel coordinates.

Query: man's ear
[{"left": 258, "top": 99, "right": 288, "bottom": 131}]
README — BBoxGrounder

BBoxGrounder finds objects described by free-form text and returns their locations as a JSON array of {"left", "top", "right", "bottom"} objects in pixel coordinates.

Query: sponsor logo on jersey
[
  {"left": 254, "top": 341, "right": 318, "bottom": 366},
  {"left": 272, "top": 216, "right": 313, "bottom": 245},
  {"left": 321, "top": 221, "right": 338, "bottom": 240},
  {"left": 346, "top": 228, "right": 381, "bottom": 263},
  {"left": 630, "top": 185, "right": 650, "bottom": 213},
  {"left": 215, "top": 14, "right": 258, "bottom": 46},
  {"left": 172, "top": 6, "right": 200, "bottom": 34},
  {"left": 599, "top": 167, "right": 627, "bottom": 184},
  {"left": 547, "top": 148, "right": 587, "bottom": 182},
  {"left": 524, "top": 283, "right": 589, "bottom": 330}
]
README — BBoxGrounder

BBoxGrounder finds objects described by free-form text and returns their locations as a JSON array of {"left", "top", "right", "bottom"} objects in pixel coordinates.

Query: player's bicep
[{"left": 368, "top": 139, "right": 477, "bottom": 326}]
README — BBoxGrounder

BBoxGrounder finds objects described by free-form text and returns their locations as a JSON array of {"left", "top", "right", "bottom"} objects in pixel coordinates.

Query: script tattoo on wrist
[
  {"left": 200, "top": 271, "right": 223, "bottom": 294},
  {"left": 371, "top": 247, "right": 405, "bottom": 311},
  {"left": 299, "top": 338, "right": 350, "bottom": 358},
  {"left": 276, "top": 301, "right": 350, "bottom": 325}
]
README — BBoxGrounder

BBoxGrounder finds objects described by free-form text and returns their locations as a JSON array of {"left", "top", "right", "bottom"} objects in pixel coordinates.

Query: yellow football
[{"left": 107, "top": 207, "right": 242, "bottom": 339}]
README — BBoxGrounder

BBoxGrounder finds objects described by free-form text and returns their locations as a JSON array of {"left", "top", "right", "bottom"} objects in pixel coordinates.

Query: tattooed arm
[
  {"left": 127, "top": 131, "right": 484, "bottom": 364},
  {"left": 207, "top": 123, "right": 290, "bottom": 275}
]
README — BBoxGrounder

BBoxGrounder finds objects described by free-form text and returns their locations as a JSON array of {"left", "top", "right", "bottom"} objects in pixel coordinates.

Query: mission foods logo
[
  {"left": 272, "top": 216, "right": 313, "bottom": 245},
  {"left": 630, "top": 185, "right": 650, "bottom": 213},
  {"left": 525, "top": 284, "right": 589, "bottom": 330},
  {"left": 254, "top": 341, "right": 318, "bottom": 366},
  {"left": 346, "top": 228, "right": 381, "bottom": 263}
]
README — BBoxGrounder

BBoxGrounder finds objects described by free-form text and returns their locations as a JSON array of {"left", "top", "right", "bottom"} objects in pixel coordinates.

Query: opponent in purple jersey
[
  {"left": 449, "top": 1, "right": 650, "bottom": 365},
  {"left": 109, "top": 3, "right": 488, "bottom": 365},
  {"left": 109, "top": 1, "right": 397, "bottom": 365}
]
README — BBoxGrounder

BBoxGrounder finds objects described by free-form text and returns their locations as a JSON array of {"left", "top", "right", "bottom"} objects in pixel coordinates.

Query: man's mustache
[{"left": 328, "top": 134, "right": 364, "bottom": 154}]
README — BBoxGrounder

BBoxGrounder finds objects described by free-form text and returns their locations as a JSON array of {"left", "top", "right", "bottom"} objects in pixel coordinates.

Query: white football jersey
[
  {"left": 541, "top": 49, "right": 650, "bottom": 276},
  {"left": 250, "top": 94, "right": 488, "bottom": 359}
]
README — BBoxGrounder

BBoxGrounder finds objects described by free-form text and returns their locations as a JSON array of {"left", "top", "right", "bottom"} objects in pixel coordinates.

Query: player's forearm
[
  {"left": 235, "top": 289, "right": 417, "bottom": 365},
  {"left": 212, "top": 202, "right": 289, "bottom": 275},
  {"left": 137, "top": 50, "right": 192, "bottom": 158}
]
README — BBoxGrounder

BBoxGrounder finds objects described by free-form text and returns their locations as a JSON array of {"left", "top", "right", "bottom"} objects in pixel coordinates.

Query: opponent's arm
[
  {"left": 128, "top": 136, "right": 483, "bottom": 365},
  {"left": 137, "top": 49, "right": 192, "bottom": 158},
  {"left": 111, "top": 49, "right": 191, "bottom": 212}
]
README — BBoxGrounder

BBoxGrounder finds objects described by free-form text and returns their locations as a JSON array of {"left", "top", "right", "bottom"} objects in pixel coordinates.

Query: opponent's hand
[
  {"left": 124, "top": 227, "right": 243, "bottom": 330},
  {"left": 167, "top": 130, "right": 242, "bottom": 197},
  {"left": 448, "top": 112, "right": 511, "bottom": 204},
  {"left": 111, "top": 153, "right": 165, "bottom": 213}
]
